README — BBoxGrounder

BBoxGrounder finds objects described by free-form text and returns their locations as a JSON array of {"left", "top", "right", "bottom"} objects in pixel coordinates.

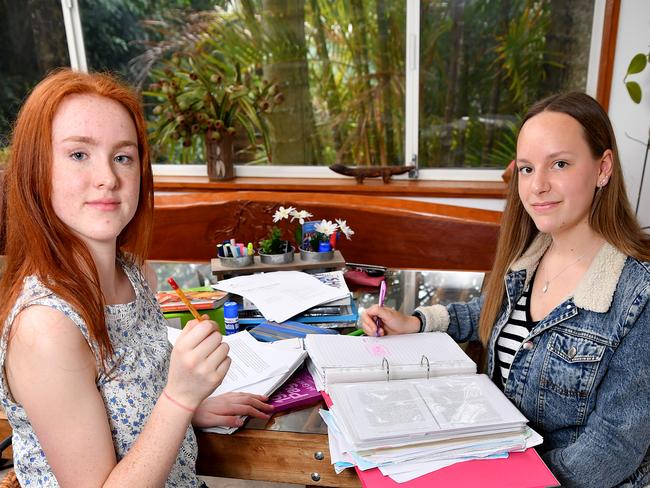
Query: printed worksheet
[{"left": 213, "top": 271, "right": 349, "bottom": 322}]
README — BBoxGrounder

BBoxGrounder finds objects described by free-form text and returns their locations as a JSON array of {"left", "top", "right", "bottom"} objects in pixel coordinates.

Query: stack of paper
[
  {"left": 322, "top": 375, "right": 541, "bottom": 482},
  {"left": 303, "top": 332, "right": 543, "bottom": 482},
  {"left": 213, "top": 271, "right": 350, "bottom": 323},
  {"left": 166, "top": 328, "right": 306, "bottom": 433}
]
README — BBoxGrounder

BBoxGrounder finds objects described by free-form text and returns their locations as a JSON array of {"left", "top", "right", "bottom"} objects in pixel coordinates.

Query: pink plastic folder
[{"left": 356, "top": 449, "right": 559, "bottom": 488}]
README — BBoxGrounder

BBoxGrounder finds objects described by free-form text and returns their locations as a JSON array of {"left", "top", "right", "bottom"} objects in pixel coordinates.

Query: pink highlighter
[{"left": 374, "top": 279, "right": 387, "bottom": 337}]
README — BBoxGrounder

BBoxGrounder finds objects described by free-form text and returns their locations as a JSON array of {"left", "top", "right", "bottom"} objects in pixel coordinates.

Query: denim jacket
[{"left": 415, "top": 234, "right": 650, "bottom": 488}]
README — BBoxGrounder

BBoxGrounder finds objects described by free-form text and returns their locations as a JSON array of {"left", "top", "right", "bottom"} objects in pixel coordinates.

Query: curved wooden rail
[{"left": 152, "top": 191, "right": 501, "bottom": 271}]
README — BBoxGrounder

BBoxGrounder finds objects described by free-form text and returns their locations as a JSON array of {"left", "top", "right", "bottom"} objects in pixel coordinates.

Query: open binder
[
  {"left": 305, "top": 333, "right": 476, "bottom": 390},
  {"left": 327, "top": 374, "right": 528, "bottom": 451}
]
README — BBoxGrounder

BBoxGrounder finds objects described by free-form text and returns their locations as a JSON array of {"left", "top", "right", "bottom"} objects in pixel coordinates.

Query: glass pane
[
  {"left": 418, "top": 0, "right": 594, "bottom": 169},
  {"left": 80, "top": 1, "right": 406, "bottom": 167},
  {"left": 0, "top": 2, "right": 69, "bottom": 150}
]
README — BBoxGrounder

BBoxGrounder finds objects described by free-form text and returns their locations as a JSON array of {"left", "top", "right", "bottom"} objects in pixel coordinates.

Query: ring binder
[
  {"left": 382, "top": 357, "right": 390, "bottom": 382},
  {"left": 420, "top": 355, "right": 431, "bottom": 380}
]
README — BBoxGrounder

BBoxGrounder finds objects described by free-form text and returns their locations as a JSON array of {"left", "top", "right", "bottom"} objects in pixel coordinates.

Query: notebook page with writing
[{"left": 305, "top": 333, "right": 476, "bottom": 388}]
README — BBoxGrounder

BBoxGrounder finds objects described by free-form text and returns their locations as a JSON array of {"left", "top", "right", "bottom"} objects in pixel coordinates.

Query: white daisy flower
[
  {"left": 273, "top": 206, "right": 295, "bottom": 223},
  {"left": 315, "top": 219, "right": 338, "bottom": 236},
  {"left": 290, "top": 209, "right": 313, "bottom": 225},
  {"left": 335, "top": 219, "right": 354, "bottom": 240}
]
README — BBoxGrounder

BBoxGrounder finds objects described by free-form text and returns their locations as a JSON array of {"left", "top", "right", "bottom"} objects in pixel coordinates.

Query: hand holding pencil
[
  {"left": 164, "top": 276, "right": 231, "bottom": 412},
  {"left": 167, "top": 277, "right": 203, "bottom": 321}
]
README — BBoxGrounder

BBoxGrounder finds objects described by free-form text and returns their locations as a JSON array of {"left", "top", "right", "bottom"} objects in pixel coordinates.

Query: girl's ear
[
  {"left": 598, "top": 149, "right": 614, "bottom": 180},
  {"left": 598, "top": 149, "right": 613, "bottom": 186}
]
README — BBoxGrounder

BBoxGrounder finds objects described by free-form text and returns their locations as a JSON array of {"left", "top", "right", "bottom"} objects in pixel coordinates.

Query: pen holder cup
[
  {"left": 219, "top": 254, "right": 254, "bottom": 267},
  {"left": 300, "top": 248, "right": 335, "bottom": 262},
  {"left": 258, "top": 246, "right": 295, "bottom": 264}
]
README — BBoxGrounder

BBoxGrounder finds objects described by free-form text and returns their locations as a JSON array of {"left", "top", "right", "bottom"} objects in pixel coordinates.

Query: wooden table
[{"left": 195, "top": 401, "right": 360, "bottom": 487}]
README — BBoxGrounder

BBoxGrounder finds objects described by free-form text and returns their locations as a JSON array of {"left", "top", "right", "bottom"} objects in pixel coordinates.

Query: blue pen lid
[
  {"left": 223, "top": 301, "right": 239, "bottom": 318},
  {"left": 318, "top": 241, "right": 331, "bottom": 252}
]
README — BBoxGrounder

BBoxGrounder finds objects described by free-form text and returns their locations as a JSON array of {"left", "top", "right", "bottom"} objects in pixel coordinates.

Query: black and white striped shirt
[{"left": 495, "top": 278, "right": 539, "bottom": 389}]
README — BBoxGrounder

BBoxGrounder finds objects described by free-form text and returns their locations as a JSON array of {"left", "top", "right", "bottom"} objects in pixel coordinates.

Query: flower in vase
[
  {"left": 290, "top": 209, "right": 313, "bottom": 225},
  {"left": 260, "top": 206, "right": 308, "bottom": 254},
  {"left": 273, "top": 206, "right": 295, "bottom": 223},
  {"left": 314, "top": 220, "right": 339, "bottom": 237},
  {"left": 335, "top": 219, "right": 355, "bottom": 240}
]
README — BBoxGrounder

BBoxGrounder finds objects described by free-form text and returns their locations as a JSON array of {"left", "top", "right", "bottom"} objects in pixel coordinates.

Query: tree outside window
[{"left": 0, "top": 0, "right": 594, "bottom": 174}]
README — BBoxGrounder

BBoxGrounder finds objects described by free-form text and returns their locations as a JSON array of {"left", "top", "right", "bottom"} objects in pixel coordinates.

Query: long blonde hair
[{"left": 478, "top": 92, "right": 650, "bottom": 344}]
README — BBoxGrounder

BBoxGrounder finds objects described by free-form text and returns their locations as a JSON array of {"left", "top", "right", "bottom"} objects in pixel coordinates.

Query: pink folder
[{"left": 356, "top": 448, "right": 559, "bottom": 488}]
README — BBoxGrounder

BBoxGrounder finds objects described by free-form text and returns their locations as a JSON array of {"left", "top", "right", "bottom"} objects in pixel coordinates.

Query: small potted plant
[
  {"left": 145, "top": 51, "right": 283, "bottom": 179},
  {"left": 300, "top": 218, "right": 354, "bottom": 261},
  {"left": 258, "top": 206, "right": 309, "bottom": 264}
]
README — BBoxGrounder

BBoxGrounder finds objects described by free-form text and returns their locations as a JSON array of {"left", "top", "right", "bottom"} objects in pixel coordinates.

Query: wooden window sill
[{"left": 153, "top": 175, "right": 507, "bottom": 199}]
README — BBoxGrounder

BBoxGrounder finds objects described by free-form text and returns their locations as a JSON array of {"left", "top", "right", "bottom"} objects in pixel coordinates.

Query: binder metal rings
[
  {"left": 382, "top": 357, "right": 390, "bottom": 382},
  {"left": 420, "top": 355, "right": 431, "bottom": 380}
]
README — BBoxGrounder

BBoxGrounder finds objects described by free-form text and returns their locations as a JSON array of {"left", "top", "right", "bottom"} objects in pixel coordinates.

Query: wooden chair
[
  {"left": 0, "top": 471, "right": 17, "bottom": 488},
  {"left": 0, "top": 434, "right": 16, "bottom": 488},
  {"left": 152, "top": 191, "right": 501, "bottom": 271}
]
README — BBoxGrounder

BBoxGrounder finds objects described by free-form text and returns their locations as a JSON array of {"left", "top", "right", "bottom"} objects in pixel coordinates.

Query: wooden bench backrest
[{"left": 152, "top": 191, "right": 501, "bottom": 271}]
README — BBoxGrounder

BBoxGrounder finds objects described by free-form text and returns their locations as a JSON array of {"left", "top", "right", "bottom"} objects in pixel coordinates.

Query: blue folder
[{"left": 248, "top": 320, "right": 339, "bottom": 342}]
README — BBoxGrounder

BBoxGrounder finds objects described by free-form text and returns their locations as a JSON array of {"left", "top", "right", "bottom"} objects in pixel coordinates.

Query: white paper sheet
[
  {"left": 212, "top": 271, "right": 349, "bottom": 323},
  {"left": 166, "top": 328, "right": 307, "bottom": 433}
]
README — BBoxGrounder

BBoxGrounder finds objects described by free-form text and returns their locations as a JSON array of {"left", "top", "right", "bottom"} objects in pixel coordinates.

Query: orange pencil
[{"left": 167, "top": 277, "right": 202, "bottom": 322}]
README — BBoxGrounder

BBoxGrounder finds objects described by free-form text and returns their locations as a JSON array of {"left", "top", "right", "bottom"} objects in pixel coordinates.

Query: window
[
  {"left": 418, "top": 0, "right": 594, "bottom": 169},
  {"left": 0, "top": 2, "right": 69, "bottom": 147},
  {"left": 0, "top": 0, "right": 596, "bottom": 178}
]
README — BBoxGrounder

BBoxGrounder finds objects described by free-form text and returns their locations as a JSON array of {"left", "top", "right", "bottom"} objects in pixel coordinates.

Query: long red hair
[{"left": 0, "top": 69, "right": 153, "bottom": 366}]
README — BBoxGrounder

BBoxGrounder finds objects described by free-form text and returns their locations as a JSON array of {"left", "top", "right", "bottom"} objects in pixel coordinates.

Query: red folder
[{"left": 320, "top": 391, "right": 559, "bottom": 488}]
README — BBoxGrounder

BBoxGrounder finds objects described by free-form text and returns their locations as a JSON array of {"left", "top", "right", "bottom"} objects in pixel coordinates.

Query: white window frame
[
  {"left": 60, "top": 0, "right": 87, "bottom": 72},
  {"left": 63, "top": 0, "right": 605, "bottom": 183}
]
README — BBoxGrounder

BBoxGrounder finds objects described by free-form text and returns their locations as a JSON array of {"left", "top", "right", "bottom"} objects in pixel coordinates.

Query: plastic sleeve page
[
  {"left": 414, "top": 374, "right": 528, "bottom": 431},
  {"left": 328, "top": 381, "right": 440, "bottom": 443}
]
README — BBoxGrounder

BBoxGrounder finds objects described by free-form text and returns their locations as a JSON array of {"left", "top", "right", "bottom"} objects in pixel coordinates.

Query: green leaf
[
  {"left": 626, "top": 81, "right": 642, "bottom": 104},
  {"left": 627, "top": 53, "right": 648, "bottom": 75}
]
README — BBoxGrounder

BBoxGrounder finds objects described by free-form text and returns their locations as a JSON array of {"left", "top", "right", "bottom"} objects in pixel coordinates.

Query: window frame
[{"left": 63, "top": 0, "right": 617, "bottom": 187}]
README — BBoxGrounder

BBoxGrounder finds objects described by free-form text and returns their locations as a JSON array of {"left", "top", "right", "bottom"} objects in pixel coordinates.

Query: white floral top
[{"left": 0, "top": 259, "right": 201, "bottom": 487}]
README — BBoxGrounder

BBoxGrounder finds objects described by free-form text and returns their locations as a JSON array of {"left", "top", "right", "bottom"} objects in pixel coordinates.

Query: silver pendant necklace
[{"left": 541, "top": 249, "right": 589, "bottom": 294}]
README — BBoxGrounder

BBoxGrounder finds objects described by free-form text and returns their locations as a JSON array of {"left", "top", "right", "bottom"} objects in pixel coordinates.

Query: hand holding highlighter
[{"left": 374, "top": 279, "right": 387, "bottom": 337}]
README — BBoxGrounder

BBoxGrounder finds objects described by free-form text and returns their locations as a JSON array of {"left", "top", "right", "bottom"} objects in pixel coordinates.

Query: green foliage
[
  {"left": 416, "top": 0, "right": 559, "bottom": 168},
  {"left": 0, "top": 146, "right": 10, "bottom": 166},
  {"left": 624, "top": 52, "right": 650, "bottom": 104},
  {"left": 258, "top": 226, "right": 285, "bottom": 255},
  {"left": 144, "top": 50, "right": 282, "bottom": 164},
  {"left": 133, "top": 0, "right": 565, "bottom": 168}
]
